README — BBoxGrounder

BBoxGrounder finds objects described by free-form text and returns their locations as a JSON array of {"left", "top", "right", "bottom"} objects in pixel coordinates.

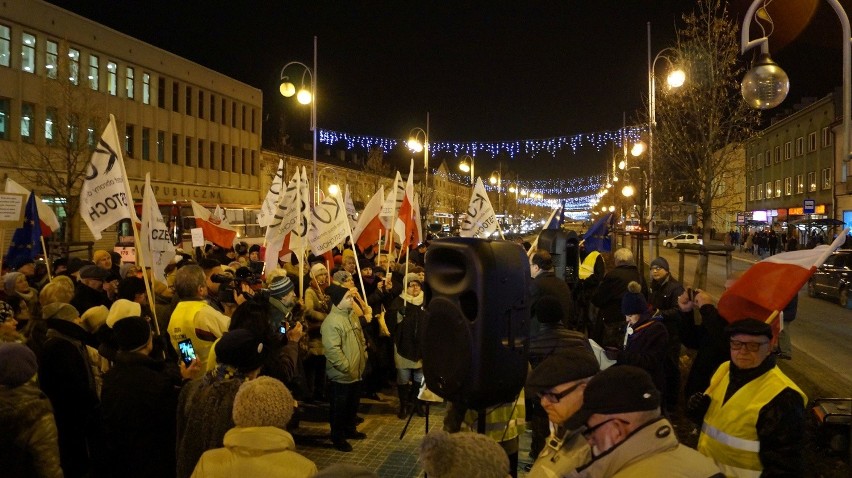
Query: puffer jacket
[
  {"left": 190, "top": 426, "right": 317, "bottom": 478},
  {"left": 321, "top": 305, "right": 367, "bottom": 384},
  {"left": 0, "top": 381, "right": 63, "bottom": 477}
]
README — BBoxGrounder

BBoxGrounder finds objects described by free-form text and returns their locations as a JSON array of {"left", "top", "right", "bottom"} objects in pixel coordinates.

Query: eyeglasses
[
  {"left": 537, "top": 381, "right": 584, "bottom": 404},
  {"left": 729, "top": 340, "right": 769, "bottom": 352},
  {"left": 582, "top": 418, "right": 630, "bottom": 439},
  {"left": 650, "top": 266, "right": 663, "bottom": 271}
]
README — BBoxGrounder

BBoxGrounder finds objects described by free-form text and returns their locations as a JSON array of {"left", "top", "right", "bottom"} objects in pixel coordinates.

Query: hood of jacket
[{"left": 222, "top": 426, "right": 297, "bottom": 454}]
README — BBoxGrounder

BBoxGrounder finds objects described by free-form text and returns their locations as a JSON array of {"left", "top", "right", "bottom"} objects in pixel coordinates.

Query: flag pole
[
  {"left": 40, "top": 236, "right": 52, "bottom": 281},
  {"left": 120, "top": 168, "right": 159, "bottom": 337},
  {"left": 340, "top": 191, "right": 369, "bottom": 301}
]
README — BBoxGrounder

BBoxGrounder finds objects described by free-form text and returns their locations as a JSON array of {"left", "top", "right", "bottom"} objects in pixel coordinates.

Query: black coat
[
  {"left": 101, "top": 352, "right": 184, "bottom": 478},
  {"left": 616, "top": 315, "right": 669, "bottom": 398},
  {"left": 530, "top": 271, "right": 575, "bottom": 333},
  {"left": 649, "top": 275, "right": 686, "bottom": 351},
  {"left": 527, "top": 323, "right": 592, "bottom": 368},
  {"left": 591, "top": 265, "right": 648, "bottom": 324},
  {"left": 681, "top": 304, "right": 729, "bottom": 397}
]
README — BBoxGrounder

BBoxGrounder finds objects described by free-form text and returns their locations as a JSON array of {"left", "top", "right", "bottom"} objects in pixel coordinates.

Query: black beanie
[
  {"left": 325, "top": 284, "right": 349, "bottom": 307},
  {"left": 112, "top": 316, "right": 152, "bottom": 351}
]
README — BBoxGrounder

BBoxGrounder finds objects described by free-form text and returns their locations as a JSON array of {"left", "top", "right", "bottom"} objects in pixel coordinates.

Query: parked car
[
  {"left": 663, "top": 233, "right": 703, "bottom": 248},
  {"left": 808, "top": 249, "right": 852, "bottom": 305}
]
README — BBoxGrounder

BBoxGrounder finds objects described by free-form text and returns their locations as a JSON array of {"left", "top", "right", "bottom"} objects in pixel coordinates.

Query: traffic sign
[{"left": 804, "top": 199, "right": 815, "bottom": 214}]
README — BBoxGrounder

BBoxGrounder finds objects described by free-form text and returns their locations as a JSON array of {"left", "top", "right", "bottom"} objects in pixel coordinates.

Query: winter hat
[
  {"left": 419, "top": 429, "right": 509, "bottom": 478},
  {"left": 268, "top": 276, "right": 295, "bottom": 299},
  {"left": 314, "top": 465, "right": 379, "bottom": 478},
  {"left": 0, "top": 301, "right": 13, "bottom": 323},
  {"left": 66, "top": 257, "right": 90, "bottom": 276},
  {"left": 621, "top": 281, "right": 648, "bottom": 316},
  {"left": 325, "top": 284, "right": 349, "bottom": 307},
  {"left": 726, "top": 318, "right": 773, "bottom": 340},
  {"left": 650, "top": 256, "right": 670, "bottom": 272},
  {"left": 79, "top": 265, "right": 109, "bottom": 281},
  {"left": 215, "top": 329, "right": 267, "bottom": 371},
  {"left": 232, "top": 376, "right": 295, "bottom": 428},
  {"left": 248, "top": 244, "right": 261, "bottom": 254},
  {"left": 80, "top": 305, "right": 109, "bottom": 333},
  {"left": 332, "top": 270, "right": 353, "bottom": 284},
  {"left": 3, "top": 272, "right": 23, "bottom": 295},
  {"left": 0, "top": 343, "right": 38, "bottom": 387},
  {"left": 119, "top": 263, "right": 138, "bottom": 279},
  {"left": 533, "top": 296, "right": 564, "bottom": 324},
  {"left": 567, "top": 365, "right": 661, "bottom": 429},
  {"left": 42, "top": 302, "right": 80, "bottom": 322},
  {"left": 39, "top": 279, "right": 74, "bottom": 306},
  {"left": 112, "top": 316, "right": 151, "bottom": 351},
  {"left": 106, "top": 299, "right": 143, "bottom": 328},
  {"left": 404, "top": 273, "right": 422, "bottom": 288},
  {"left": 310, "top": 262, "right": 328, "bottom": 277},
  {"left": 525, "top": 349, "right": 600, "bottom": 398},
  {"left": 92, "top": 250, "right": 111, "bottom": 264}
]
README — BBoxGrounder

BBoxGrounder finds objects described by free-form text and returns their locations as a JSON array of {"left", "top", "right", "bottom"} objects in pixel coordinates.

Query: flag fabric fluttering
[
  {"left": 79, "top": 115, "right": 135, "bottom": 240},
  {"left": 582, "top": 213, "right": 613, "bottom": 253},
  {"left": 140, "top": 173, "right": 176, "bottom": 282},
  {"left": 393, "top": 160, "right": 419, "bottom": 251},
  {"left": 5, "top": 178, "right": 60, "bottom": 237},
  {"left": 352, "top": 186, "right": 386, "bottom": 252},
  {"left": 380, "top": 171, "right": 404, "bottom": 231},
  {"left": 257, "top": 159, "right": 284, "bottom": 228},
  {"left": 459, "top": 177, "right": 499, "bottom": 238},
  {"left": 718, "top": 227, "right": 849, "bottom": 327},
  {"left": 544, "top": 205, "right": 564, "bottom": 230},
  {"left": 344, "top": 184, "right": 358, "bottom": 231},
  {"left": 307, "top": 191, "right": 349, "bottom": 256},
  {"left": 263, "top": 170, "right": 301, "bottom": 273},
  {"left": 5, "top": 192, "right": 42, "bottom": 269},
  {"left": 191, "top": 200, "right": 236, "bottom": 249}
]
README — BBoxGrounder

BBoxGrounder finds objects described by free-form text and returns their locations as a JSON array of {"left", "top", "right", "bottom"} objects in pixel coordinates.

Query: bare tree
[
  {"left": 6, "top": 41, "right": 106, "bottom": 242},
  {"left": 363, "top": 145, "right": 392, "bottom": 192}
]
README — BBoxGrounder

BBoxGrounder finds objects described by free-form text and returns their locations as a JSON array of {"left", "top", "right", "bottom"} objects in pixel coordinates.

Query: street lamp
[
  {"left": 408, "top": 115, "right": 430, "bottom": 189},
  {"left": 458, "top": 154, "right": 475, "bottom": 186},
  {"left": 646, "top": 22, "right": 686, "bottom": 229},
  {"left": 489, "top": 165, "right": 503, "bottom": 220},
  {"left": 279, "top": 36, "right": 318, "bottom": 203},
  {"left": 318, "top": 166, "right": 339, "bottom": 199},
  {"left": 740, "top": 0, "right": 851, "bottom": 180}
]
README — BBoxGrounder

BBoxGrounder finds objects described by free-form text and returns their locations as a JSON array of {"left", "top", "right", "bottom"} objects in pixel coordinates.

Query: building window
[
  {"left": 749, "top": 185, "right": 754, "bottom": 201},
  {"left": 142, "top": 72, "right": 150, "bottom": 104},
  {"left": 141, "top": 127, "right": 150, "bottom": 160},
  {"left": 774, "top": 146, "right": 781, "bottom": 164},
  {"left": 251, "top": 108, "right": 256, "bottom": 133},
  {"left": 823, "top": 126, "right": 832, "bottom": 147},
  {"left": 45, "top": 40, "right": 58, "bottom": 78},
  {"left": 784, "top": 141, "right": 792, "bottom": 160},
  {"left": 171, "top": 134, "right": 179, "bottom": 164},
  {"left": 68, "top": 48, "right": 79, "bottom": 84},
  {"left": 197, "top": 140, "right": 204, "bottom": 168},
  {"left": 774, "top": 179, "right": 781, "bottom": 198},
  {"left": 104, "top": 61, "right": 116, "bottom": 94},
  {"left": 808, "top": 171, "right": 816, "bottom": 192},
  {"left": 757, "top": 185, "right": 763, "bottom": 200},
  {"left": 764, "top": 149, "right": 771, "bottom": 166},
  {"left": 796, "top": 174, "right": 804, "bottom": 194},
  {"left": 823, "top": 168, "right": 832, "bottom": 189},
  {"left": 88, "top": 54, "right": 99, "bottom": 90},
  {"left": 757, "top": 152, "right": 763, "bottom": 167},
  {"left": 21, "top": 102, "right": 34, "bottom": 143},
  {"left": 808, "top": 132, "right": 817, "bottom": 152},
  {"left": 125, "top": 67, "right": 134, "bottom": 99},
  {"left": 157, "top": 77, "right": 165, "bottom": 108},
  {"left": 0, "top": 98, "right": 8, "bottom": 140},
  {"left": 21, "top": 33, "right": 35, "bottom": 73},
  {"left": 0, "top": 25, "right": 10, "bottom": 67},
  {"left": 796, "top": 137, "right": 804, "bottom": 156},
  {"left": 198, "top": 90, "right": 204, "bottom": 119},
  {"left": 45, "top": 108, "right": 56, "bottom": 144},
  {"left": 221, "top": 98, "right": 226, "bottom": 124},
  {"left": 186, "top": 86, "right": 192, "bottom": 116},
  {"left": 125, "top": 124, "right": 134, "bottom": 157},
  {"left": 157, "top": 130, "right": 165, "bottom": 162},
  {"left": 748, "top": 156, "right": 754, "bottom": 171},
  {"left": 231, "top": 102, "right": 236, "bottom": 127},
  {"left": 241, "top": 105, "right": 246, "bottom": 130},
  {"left": 210, "top": 94, "right": 215, "bottom": 121},
  {"left": 785, "top": 177, "right": 792, "bottom": 196},
  {"left": 765, "top": 182, "right": 772, "bottom": 199},
  {"left": 172, "top": 82, "right": 179, "bottom": 112}
]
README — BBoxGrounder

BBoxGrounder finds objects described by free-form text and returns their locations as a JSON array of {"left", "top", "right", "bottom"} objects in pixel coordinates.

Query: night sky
[{"left": 45, "top": 0, "right": 848, "bottom": 181}]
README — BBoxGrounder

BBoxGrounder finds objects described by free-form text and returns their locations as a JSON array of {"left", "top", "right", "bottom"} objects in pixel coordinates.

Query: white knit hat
[
  {"left": 106, "top": 299, "right": 142, "bottom": 328},
  {"left": 232, "top": 376, "right": 295, "bottom": 428},
  {"left": 419, "top": 430, "right": 509, "bottom": 478}
]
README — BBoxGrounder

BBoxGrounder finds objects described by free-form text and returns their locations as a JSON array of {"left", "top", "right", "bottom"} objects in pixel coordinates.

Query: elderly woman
[
  {"left": 0, "top": 301, "right": 25, "bottom": 344},
  {"left": 303, "top": 262, "right": 331, "bottom": 402},
  {"left": 3, "top": 272, "right": 38, "bottom": 319},
  {"left": 387, "top": 273, "right": 427, "bottom": 419}
]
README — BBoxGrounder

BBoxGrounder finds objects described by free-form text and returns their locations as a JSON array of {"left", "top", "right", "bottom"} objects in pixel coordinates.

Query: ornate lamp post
[
  {"left": 458, "top": 154, "right": 475, "bottom": 186},
  {"left": 279, "top": 36, "right": 318, "bottom": 203}
]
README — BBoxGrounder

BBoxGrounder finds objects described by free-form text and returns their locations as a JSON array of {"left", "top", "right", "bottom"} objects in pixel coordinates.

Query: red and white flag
[
  {"left": 191, "top": 200, "right": 236, "bottom": 249},
  {"left": 393, "top": 159, "right": 419, "bottom": 251},
  {"left": 5, "top": 178, "right": 61, "bottom": 237},
  {"left": 380, "top": 171, "right": 404, "bottom": 230},
  {"left": 718, "top": 228, "right": 849, "bottom": 328},
  {"left": 352, "top": 186, "right": 385, "bottom": 252}
]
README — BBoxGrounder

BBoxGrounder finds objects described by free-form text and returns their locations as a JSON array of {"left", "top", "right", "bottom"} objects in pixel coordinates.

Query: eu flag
[{"left": 5, "top": 192, "right": 42, "bottom": 269}]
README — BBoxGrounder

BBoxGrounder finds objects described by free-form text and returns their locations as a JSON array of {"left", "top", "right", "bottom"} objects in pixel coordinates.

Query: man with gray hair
[
  {"left": 590, "top": 248, "right": 647, "bottom": 348},
  {"left": 167, "top": 265, "right": 233, "bottom": 370}
]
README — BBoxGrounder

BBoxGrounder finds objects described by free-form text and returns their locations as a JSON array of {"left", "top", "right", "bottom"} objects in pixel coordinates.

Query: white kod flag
[
  {"left": 344, "top": 184, "right": 358, "bottom": 230},
  {"left": 141, "top": 173, "right": 176, "bottom": 282},
  {"left": 459, "top": 177, "right": 498, "bottom": 238},
  {"left": 263, "top": 170, "right": 301, "bottom": 274},
  {"left": 257, "top": 158, "right": 284, "bottom": 227},
  {"left": 380, "top": 171, "right": 403, "bottom": 230},
  {"left": 80, "top": 114, "right": 135, "bottom": 240},
  {"left": 308, "top": 191, "right": 349, "bottom": 255}
]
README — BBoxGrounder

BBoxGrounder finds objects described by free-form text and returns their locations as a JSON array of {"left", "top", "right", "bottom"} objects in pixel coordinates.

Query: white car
[{"left": 663, "top": 233, "right": 703, "bottom": 248}]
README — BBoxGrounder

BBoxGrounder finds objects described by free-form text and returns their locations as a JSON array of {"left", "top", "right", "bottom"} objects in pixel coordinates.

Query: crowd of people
[{"left": 0, "top": 237, "right": 808, "bottom": 477}]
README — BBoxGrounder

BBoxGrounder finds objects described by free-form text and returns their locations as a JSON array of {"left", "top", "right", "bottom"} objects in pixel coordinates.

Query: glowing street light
[{"left": 279, "top": 36, "right": 318, "bottom": 203}]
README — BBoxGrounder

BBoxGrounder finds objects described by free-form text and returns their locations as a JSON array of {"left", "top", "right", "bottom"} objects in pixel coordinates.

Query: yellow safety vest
[
  {"left": 168, "top": 300, "right": 215, "bottom": 367},
  {"left": 697, "top": 361, "right": 806, "bottom": 478},
  {"left": 462, "top": 391, "right": 526, "bottom": 443}
]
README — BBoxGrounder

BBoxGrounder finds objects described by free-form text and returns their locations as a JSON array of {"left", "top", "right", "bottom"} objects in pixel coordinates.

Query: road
[{"left": 644, "top": 242, "right": 852, "bottom": 399}]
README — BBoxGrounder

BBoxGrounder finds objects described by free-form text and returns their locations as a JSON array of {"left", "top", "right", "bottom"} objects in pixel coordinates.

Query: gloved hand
[{"left": 686, "top": 392, "right": 711, "bottom": 424}]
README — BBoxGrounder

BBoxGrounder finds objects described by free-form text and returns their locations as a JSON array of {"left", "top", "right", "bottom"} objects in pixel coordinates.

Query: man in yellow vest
[{"left": 688, "top": 318, "right": 807, "bottom": 478}]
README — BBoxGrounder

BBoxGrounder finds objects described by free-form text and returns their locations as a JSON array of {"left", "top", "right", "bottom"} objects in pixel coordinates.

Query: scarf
[{"left": 400, "top": 291, "right": 424, "bottom": 306}]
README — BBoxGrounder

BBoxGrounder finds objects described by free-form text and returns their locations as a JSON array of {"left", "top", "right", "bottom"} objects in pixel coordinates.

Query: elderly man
[
  {"left": 71, "top": 264, "right": 112, "bottom": 313},
  {"left": 569, "top": 366, "right": 723, "bottom": 477},
  {"left": 648, "top": 256, "right": 686, "bottom": 410},
  {"left": 530, "top": 250, "right": 574, "bottom": 334},
  {"left": 689, "top": 319, "right": 807, "bottom": 478},
  {"left": 590, "top": 247, "right": 647, "bottom": 348},
  {"left": 524, "top": 349, "right": 600, "bottom": 477}
]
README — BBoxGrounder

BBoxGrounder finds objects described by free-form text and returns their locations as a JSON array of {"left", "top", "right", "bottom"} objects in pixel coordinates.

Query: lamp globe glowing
[
  {"left": 296, "top": 89, "right": 313, "bottom": 105},
  {"left": 622, "top": 185, "right": 635, "bottom": 197},
  {"left": 667, "top": 69, "right": 686, "bottom": 88},
  {"left": 328, "top": 184, "right": 340, "bottom": 196},
  {"left": 408, "top": 139, "right": 424, "bottom": 153},
  {"left": 741, "top": 53, "right": 789, "bottom": 109},
  {"left": 279, "top": 81, "right": 296, "bottom": 98}
]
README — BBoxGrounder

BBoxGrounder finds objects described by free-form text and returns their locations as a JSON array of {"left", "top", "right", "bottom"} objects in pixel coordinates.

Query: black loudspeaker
[
  {"left": 423, "top": 238, "right": 529, "bottom": 409},
  {"left": 539, "top": 229, "right": 567, "bottom": 280},
  {"left": 564, "top": 230, "right": 580, "bottom": 286}
]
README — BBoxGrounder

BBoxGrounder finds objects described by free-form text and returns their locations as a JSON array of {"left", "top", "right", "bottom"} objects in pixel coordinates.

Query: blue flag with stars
[{"left": 5, "top": 192, "right": 42, "bottom": 269}]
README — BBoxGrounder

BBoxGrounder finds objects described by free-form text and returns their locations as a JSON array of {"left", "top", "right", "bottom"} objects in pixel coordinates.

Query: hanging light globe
[{"left": 741, "top": 53, "right": 789, "bottom": 109}]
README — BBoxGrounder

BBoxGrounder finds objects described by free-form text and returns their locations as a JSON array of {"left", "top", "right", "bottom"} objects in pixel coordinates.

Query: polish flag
[
  {"left": 393, "top": 160, "right": 419, "bottom": 251},
  {"left": 191, "top": 200, "right": 236, "bottom": 249},
  {"left": 352, "top": 186, "right": 385, "bottom": 252},
  {"left": 5, "top": 178, "right": 61, "bottom": 237},
  {"left": 718, "top": 228, "right": 849, "bottom": 331}
]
